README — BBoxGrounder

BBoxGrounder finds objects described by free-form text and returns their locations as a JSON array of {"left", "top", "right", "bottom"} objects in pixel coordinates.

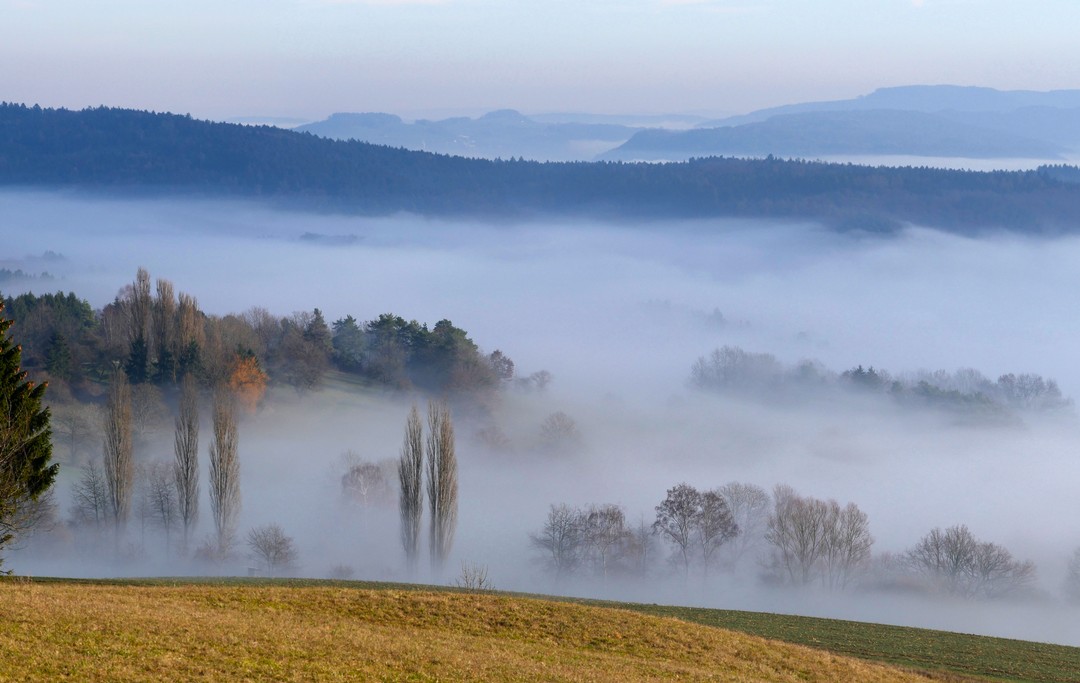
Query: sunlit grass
[{"left": 0, "top": 577, "right": 937, "bottom": 682}]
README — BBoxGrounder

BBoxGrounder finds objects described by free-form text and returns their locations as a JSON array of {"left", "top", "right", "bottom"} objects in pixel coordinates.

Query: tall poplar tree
[
  {"left": 398, "top": 405, "right": 423, "bottom": 574},
  {"left": 208, "top": 388, "right": 240, "bottom": 556},
  {"left": 426, "top": 401, "right": 457, "bottom": 575}
]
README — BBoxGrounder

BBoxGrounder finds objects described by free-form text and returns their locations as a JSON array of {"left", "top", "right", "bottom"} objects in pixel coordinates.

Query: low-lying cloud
[{"left": 4, "top": 189, "right": 1080, "bottom": 645}]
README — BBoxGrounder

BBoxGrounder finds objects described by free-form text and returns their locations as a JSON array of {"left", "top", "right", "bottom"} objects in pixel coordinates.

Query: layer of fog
[{"left": 4, "top": 189, "right": 1080, "bottom": 646}]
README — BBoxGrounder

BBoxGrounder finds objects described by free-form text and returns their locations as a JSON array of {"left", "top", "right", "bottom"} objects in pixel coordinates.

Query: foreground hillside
[{"left": 0, "top": 579, "right": 935, "bottom": 682}]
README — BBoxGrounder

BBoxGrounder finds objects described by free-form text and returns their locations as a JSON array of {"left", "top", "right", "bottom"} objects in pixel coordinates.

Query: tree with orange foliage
[{"left": 228, "top": 352, "right": 268, "bottom": 414}]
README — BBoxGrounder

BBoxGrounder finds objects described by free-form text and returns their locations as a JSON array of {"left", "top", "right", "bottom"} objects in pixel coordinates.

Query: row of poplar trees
[
  {"left": 99, "top": 369, "right": 240, "bottom": 558},
  {"left": 398, "top": 402, "right": 458, "bottom": 577}
]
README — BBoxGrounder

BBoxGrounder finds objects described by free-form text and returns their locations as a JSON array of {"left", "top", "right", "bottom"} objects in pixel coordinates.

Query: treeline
[
  {"left": 3, "top": 268, "right": 516, "bottom": 409},
  {"left": 533, "top": 482, "right": 1045, "bottom": 601},
  {"left": 691, "top": 346, "right": 1071, "bottom": 421},
  {"left": 5, "top": 103, "right": 1080, "bottom": 233}
]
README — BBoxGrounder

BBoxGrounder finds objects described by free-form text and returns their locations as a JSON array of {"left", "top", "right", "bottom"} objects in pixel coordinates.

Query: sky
[{"left": 2, "top": 0, "right": 1080, "bottom": 121}]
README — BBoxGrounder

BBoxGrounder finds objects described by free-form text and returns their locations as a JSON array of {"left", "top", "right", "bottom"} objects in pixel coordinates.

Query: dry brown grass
[{"left": 0, "top": 581, "right": 938, "bottom": 682}]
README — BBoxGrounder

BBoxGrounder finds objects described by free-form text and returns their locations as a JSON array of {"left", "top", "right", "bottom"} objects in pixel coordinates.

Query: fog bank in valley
[{"left": 4, "top": 190, "right": 1080, "bottom": 646}]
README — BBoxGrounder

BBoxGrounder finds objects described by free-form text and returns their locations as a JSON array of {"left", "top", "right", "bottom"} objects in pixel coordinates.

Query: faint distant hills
[
  {"left": 294, "top": 109, "right": 661, "bottom": 162},
  {"left": 603, "top": 85, "right": 1080, "bottom": 162},
  {"left": 295, "top": 86, "right": 1080, "bottom": 164}
]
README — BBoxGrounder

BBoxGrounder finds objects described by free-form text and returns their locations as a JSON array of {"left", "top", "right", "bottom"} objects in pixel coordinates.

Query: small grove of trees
[
  {"left": 653, "top": 483, "right": 738, "bottom": 580},
  {"left": 904, "top": 524, "right": 1035, "bottom": 599},
  {"left": 690, "top": 345, "right": 1071, "bottom": 419},
  {"left": 7, "top": 269, "right": 518, "bottom": 414},
  {"left": 398, "top": 401, "right": 458, "bottom": 578},
  {"left": 764, "top": 485, "right": 873, "bottom": 590},
  {"left": 529, "top": 503, "right": 654, "bottom": 583}
]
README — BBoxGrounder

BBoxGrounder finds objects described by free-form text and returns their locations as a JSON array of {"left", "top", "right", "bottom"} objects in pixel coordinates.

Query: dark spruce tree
[{"left": 0, "top": 302, "right": 59, "bottom": 568}]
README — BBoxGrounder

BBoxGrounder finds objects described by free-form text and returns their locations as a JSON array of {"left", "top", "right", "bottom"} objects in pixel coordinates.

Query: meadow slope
[{"left": 0, "top": 580, "right": 937, "bottom": 682}]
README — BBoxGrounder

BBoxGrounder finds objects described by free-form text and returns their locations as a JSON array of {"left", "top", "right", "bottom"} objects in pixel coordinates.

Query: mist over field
[{"left": 5, "top": 189, "right": 1080, "bottom": 646}]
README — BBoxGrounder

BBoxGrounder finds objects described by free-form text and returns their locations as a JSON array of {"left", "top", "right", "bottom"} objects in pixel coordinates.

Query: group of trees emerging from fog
[
  {"left": 6, "top": 103, "right": 1080, "bottom": 233},
  {"left": 691, "top": 345, "right": 1070, "bottom": 421},
  {"left": 533, "top": 481, "right": 1044, "bottom": 601},
  {"left": 0, "top": 267, "right": 514, "bottom": 572},
  {"left": 3, "top": 268, "right": 516, "bottom": 411}
]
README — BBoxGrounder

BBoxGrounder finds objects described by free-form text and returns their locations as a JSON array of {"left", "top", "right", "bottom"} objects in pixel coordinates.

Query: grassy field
[
  {"left": 612, "top": 602, "right": 1080, "bottom": 683},
  {"left": 2, "top": 577, "right": 1078, "bottom": 682},
  {"left": 0, "top": 577, "right": 941, "bottom": 682}
]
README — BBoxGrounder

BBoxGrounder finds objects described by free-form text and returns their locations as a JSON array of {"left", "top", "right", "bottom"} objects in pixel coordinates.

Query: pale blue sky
[{"left": 2, "top": 0, "right": 1078, "bottom": 120}]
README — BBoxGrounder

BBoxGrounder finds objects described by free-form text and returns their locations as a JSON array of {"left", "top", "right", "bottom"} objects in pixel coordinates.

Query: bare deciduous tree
[
  {"left": 530, "top": 503, "right": 585, "bottom": 581},
  {"left": 1065, "top": 548, "right": 1080, "bottom": 603},
  {"left": 697, "top": 489, "right": 738, "bottom": 578},
  {"left": 765, "top": 485, "right": 872, "bottom": 590},
  {"left": 208, "top": 388, "right": 240, "bottom": 557},
  {"left": 426, "top": 401, "right": 457, "bottom": 575},
  {"left": 628, "top": 515, "right": 657, "bottom": 578},
  {"left": 821, "top": 501, "right": 873, "bottom": 590},
  {"left": 70, "top": 462, "right": 109, "bottom": 528},
  {"left": 51, "top": 402, "right": 102, "bottom": 465},
  {"left": 130, "top": 383, "right": 168, "bottom": 443},
  {"left": 398, "top": 405, "right": 424, "bottom": 574},
  {"left": 539, "top": 411, "right": 578, "bottom": 452},
  {"left": 340, "top": 452, "right": 390, "bottom": 507},
  {"left": 582, "top": 503, "right": 629, "bottom": 580},
  {"left": 143, "top": 459, "right": 178, "bottom": 555},
  {"left": 766, "top": 485, "right": 825, "bottom": 586},
  {"left": 456, "top": 561, "right": 492, "bottom": 590},
  {"left": 718, "top": 482, "right": 771, "bottom": 570},
  {"left": 173, "top": 373, "right": 199, "bottom": 554},
  {"left": 102, "top": 369, "right": 134, "bottom": 538},
  {"left": 247, "top": 523, "right": 297, "bottom": 576},
  {"left": 653, "top": 483, "right": 701, "bottom": 580}
]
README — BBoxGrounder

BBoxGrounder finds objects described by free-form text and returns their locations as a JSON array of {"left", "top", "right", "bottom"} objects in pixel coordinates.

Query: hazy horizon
[{"left": 4, "top": 1, "right": 1080, "bottom": 122}]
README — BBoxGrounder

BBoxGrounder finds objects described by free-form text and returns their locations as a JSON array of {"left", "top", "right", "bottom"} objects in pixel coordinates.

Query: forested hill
[{"left": 3, "top": 103, "right": 1080, "bottom": 233}]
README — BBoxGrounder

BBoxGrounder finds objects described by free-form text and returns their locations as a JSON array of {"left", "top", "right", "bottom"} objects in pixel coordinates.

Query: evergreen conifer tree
[{"left": 0, "top": 302, "right": 58, "bottom": 567}]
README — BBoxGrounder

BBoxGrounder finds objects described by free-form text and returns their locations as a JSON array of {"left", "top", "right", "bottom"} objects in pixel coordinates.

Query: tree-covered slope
[{"left": 3, "top": 103, "right": 1080, "bottom": 233}]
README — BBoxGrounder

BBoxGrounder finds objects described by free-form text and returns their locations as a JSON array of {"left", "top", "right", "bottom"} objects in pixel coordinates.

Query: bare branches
[
  {"left": 173, "top": 374, "right": 199, "bottom": 554},
  {"left": 102, "top": 369, "right": 133, "bottom": 535},
  {"left": 529, "top": 503, "right": 584, "bottom": 581},
  {"left": 766, "top": 485, "right": 872, "bottom": 590},
  {"left": 398, "top": 405, "right": 423, "bottom": 574},
  {"left": 247, "top": 523, "right": 297, "bottom": 576},
  {"left": 208, "top": 388, "right": 240, "bottom": 556},
  {"left": 905, "top": 525, "right": 1035, "bottom": 598},
  {"left": 426, "top": 401, "right": 457, "bottom": 575}
]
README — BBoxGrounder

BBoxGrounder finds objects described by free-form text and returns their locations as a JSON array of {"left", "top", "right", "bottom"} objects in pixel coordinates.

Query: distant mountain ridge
[
  {"left": 606, "top": 85, "right": 1080, "bottom": 162},
  {"left": 604, "top": 109, "right": 1065, "bottom": 161},
  {"left": 4, "top": 102, "right": 1080, "bottom": 234},
  {"left": 295, "top": 109, "right": 641, "bottom": 161},
  {"left": 703, "top": 85, "right": 1080, "bottom": 126}
]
